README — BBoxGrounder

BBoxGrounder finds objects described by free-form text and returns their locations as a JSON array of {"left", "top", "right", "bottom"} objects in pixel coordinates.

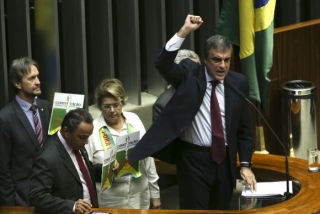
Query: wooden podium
[{"left": 1, "top": 154, "right": 320, "bottom": 214}]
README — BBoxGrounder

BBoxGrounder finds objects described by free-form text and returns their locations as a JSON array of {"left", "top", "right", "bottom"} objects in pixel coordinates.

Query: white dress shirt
[
  {"left": 57, "top": 131, "right": 91, "bottom": 211},
  {"left": 166, "top": 34, "right": 227, "bottom": 147}
]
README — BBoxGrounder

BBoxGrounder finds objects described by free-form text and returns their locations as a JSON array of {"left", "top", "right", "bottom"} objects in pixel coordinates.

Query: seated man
[{"left": 29, "top": 108, "right": 98, "bottom": 214}]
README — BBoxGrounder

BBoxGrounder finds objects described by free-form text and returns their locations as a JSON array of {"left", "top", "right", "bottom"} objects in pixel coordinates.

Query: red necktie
[
  {"left": 74, "top": 150, "right": 98, "bottom": 208},
  {"left": 211, "top": 81, "right": 226, "bottom": 164},
  {"left": 30, "top": 104, "right": 43, "bottom": 147}
]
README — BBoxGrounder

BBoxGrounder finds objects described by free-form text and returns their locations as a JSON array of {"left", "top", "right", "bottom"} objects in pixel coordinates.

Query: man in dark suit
[
  {"left": 152, "top": 49, "right": 200, "bottom": 122},
  {"left": 130, "top": 15, "right": 256, "bottom": 210},
  {"left": 29, "top": 108, "right": 98, "bottom": 214},
  {"left": 0, "top": 57, "right": 51, "bottom": 206}
]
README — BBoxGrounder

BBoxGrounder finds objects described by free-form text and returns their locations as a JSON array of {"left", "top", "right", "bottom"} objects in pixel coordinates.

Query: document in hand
[
  {"left": 48, "top": 92, "right": 84, "bottom": 135},
  {"left": 100, "top": 131, "right": 141, "bottom": 192},
  {"left": 114, "top": 131, "right": 142, "bottom": 179},
  {"left": 100, "top": 147, "right": 116, "bottom": 192},
  {"left": 241, "top": 181, "right": 293, "bottom": 197}
]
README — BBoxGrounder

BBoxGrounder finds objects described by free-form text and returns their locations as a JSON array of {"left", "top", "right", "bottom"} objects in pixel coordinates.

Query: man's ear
[
  {"left": 61, "top": 126, "right": 69, "bottom": 139},
  {"left": 14, "top": 82, "right": 21, "bottom": 90}
]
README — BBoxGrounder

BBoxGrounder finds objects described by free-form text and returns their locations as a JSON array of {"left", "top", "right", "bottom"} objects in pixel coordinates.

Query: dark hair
[
  {"left": 61, "top": 108, "right": 93, "bottom": 133},
  {"left": 202, "top": 35, "right": 233, "bottom": 59},
  {"left": 9, "top": 57, "right": 39, "bottom": 94}
]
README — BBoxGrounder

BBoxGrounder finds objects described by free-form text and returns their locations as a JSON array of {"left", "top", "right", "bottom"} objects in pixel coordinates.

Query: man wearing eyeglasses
[{"left": 130, "top": 14, "right": 256, "bottom": 210}]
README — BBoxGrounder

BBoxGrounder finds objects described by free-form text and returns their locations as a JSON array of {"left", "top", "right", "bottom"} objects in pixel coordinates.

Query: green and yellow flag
[{"left": 216, "top": 0, "right": 276, "bottom": 114}]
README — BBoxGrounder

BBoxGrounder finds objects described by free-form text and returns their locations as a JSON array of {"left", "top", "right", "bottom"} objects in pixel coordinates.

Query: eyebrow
[
  {"left": 212, "top": 57, "right": 231, "bottom": 62},
  {"left": 101, "top": 101, "right": 121, "bottom": 105},
  {"left": 213, "top": 56, "right": 231, "bottom": 60}
]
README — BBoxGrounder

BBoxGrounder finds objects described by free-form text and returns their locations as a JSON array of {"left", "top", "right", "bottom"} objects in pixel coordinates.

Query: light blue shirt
[{"left": 15, "top": 96, "right": 43, "bottom": 133}]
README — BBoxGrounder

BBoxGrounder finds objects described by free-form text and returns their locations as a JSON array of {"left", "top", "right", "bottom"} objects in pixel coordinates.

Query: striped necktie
[{"left": 30, "top": 104, "right": 43, "bottom": 147}]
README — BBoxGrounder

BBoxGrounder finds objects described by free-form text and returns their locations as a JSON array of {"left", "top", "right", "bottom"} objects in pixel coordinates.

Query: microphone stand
[{"left": 225, "top": 82, "right": 293, "bottom": 200}]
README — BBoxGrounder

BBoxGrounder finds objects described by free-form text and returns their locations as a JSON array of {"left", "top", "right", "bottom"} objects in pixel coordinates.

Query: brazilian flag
[{"left": 216, "top": 0, "right": 276, "bottom": 115}]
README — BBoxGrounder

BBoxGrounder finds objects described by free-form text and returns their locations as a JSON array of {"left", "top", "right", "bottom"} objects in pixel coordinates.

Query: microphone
[{"left": 225, "top": 81, "right": 293, "bottom": 200}]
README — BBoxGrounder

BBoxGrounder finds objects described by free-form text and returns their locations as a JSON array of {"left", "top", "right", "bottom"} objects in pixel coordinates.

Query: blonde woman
[{"left": 86, "top": 78, "right": 161, "bottom": 209}]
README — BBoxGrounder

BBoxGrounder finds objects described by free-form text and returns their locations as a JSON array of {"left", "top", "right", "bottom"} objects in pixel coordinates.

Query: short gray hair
[
  {"left": 202, "top": 35, "right": 233, "bottom": 60},
  {"left": 174, "top": 49, "right": 200, "bottom": 64}
]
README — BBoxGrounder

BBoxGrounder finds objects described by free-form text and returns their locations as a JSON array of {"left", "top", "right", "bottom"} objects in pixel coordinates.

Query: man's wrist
[
  {"left": 165, "top": 34, "right": 184, "bottom": 51},
  {"left": 177, "top": 26, "right": 191, "bottom": 38},
  {"left": 240, "top": 162, "right": 252, "bottom": 168}
]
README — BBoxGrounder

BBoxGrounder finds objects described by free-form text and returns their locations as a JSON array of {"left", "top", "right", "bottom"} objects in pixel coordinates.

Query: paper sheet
[{"left": 241, "top": 181, "right": 293, "bottom": 197}]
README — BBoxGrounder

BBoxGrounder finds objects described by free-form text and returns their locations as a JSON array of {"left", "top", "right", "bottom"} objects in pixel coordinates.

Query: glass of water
[{"left": 308, "top": 148, "right": 318, "bottom": 172}]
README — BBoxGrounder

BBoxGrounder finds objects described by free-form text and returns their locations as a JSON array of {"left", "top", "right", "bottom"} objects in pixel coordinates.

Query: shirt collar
[
  {"left": 15, "top": 95, "right": 37, "bottom": 112},
  {"left": 57, "top": 131, "right": 74, "bottom": 155},
  {"left": 205, "top": 67, "right": 224, "bottom": 84}
]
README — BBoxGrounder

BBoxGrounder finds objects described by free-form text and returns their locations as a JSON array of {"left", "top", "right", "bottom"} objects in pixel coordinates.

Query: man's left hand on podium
[{"left": 240, "top": 167, "right": 257, "bottom": 192}]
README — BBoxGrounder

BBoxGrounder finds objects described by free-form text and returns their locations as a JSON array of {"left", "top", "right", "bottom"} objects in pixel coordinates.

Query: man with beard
[{"left": 0, "top": 57, "right": 51, "bottom": 206}]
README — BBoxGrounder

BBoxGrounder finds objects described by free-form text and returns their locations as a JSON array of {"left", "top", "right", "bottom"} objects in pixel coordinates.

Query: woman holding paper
[{"left": 86, "top": 78, "right": 161, "bottom": 209}]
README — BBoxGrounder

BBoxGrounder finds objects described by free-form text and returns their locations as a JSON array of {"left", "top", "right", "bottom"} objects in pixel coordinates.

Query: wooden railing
[
  {"left": 266, "top": 19, "right": 320, "bottom": 154},
  {"left": 1, "top": 154, "right": 320, "bottom": 213}
]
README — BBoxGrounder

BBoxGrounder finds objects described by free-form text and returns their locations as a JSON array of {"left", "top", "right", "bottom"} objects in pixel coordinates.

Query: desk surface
[{"left": 1, "top": 154, "right": 320, "bottom": 214}]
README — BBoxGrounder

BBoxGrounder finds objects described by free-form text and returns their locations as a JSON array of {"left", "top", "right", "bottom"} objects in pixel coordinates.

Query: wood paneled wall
[{"left": 266, "top": 19, "right": 320, "bottom": 154}]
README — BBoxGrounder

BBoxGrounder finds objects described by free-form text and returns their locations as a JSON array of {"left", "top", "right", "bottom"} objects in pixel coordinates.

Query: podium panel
[{"left": 1, "top": 154, "right": 320, "bottom": 214}]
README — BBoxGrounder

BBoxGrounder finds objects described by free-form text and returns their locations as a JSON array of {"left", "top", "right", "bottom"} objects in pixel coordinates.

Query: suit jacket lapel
[
  {"left": 80, "top": 148, "right": 96, "bottom": 184},
  {"left": 196, "top": 65, "right": 207, "bottom": 100},
  {"left": 224, "top": 76, "right": 236, "bottom": 137},
  {"left": 55, "top": 136, "right": 82, "bottom": 184},
  {"left": 12, "top": 99, "right": 40, "bottom": 149}
]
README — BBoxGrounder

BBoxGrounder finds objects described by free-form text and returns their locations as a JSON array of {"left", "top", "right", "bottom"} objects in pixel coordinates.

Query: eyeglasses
[{"left": 101, "top": 102, "right": 122, "bottom": 111}]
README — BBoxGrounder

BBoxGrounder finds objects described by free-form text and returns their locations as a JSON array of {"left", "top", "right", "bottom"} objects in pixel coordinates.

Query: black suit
[
  {"left": 29, "top": 134, "right": 97, "bottom": 214},
  {"left": 0, "top": 98, "right": 51, "bottom": 206},
  {"left": 130, "top": 48, "right": 253, "bottom": 209},
  {"left": 152, "top": 87, "right": 175, "bottom": 122}
]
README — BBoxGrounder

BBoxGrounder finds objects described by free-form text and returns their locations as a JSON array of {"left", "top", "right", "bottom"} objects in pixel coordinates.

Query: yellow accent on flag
[
  {"left": 216, "top": 0, "right": 277, "bottom": 114},
  {"left": 239, "top": 0, "right": 276, "bottom": 59},
  {"left": 255, "top": 0, "right": 277, "bottom": 31},
  {"left": 239, "top": 0, "right": 255, "bottom": 59}
]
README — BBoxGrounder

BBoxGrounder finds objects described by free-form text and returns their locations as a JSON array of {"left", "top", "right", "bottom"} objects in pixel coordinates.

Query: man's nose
[
  {"left": 35, "top": 76, "right": 41, "bottom": 84},
  {"left": 219, "top": 60, "right": 226, "bottom": 68}
]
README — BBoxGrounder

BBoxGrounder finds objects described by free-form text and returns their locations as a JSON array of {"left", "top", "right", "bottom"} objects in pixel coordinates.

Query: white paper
[{"left": 241, "top": 181, "right": 293, "bottom": 197}]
